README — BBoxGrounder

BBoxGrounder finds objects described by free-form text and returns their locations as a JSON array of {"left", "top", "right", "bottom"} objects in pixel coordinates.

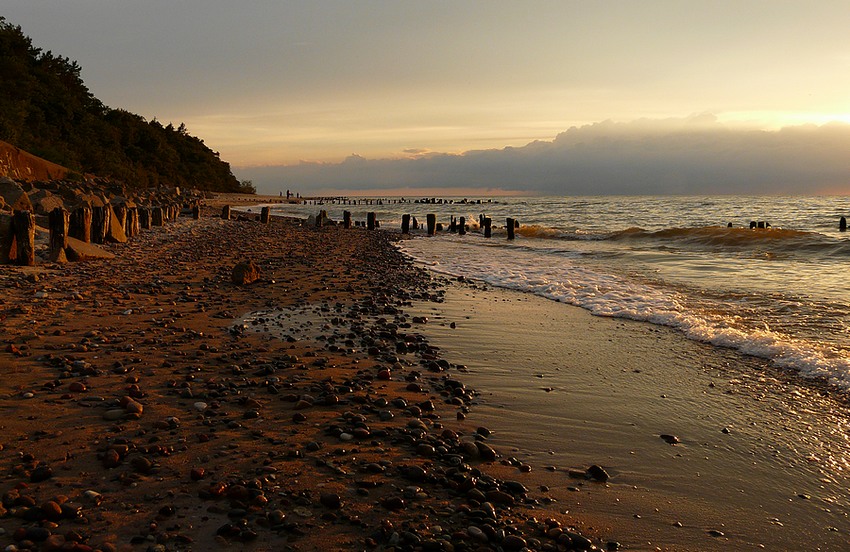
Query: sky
[{"left": 5, "top": 1, "right": 850, "bottom": 195}]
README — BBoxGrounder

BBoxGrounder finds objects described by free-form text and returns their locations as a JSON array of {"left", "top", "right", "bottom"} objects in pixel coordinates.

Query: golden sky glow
[{"left": 6, "top": 1, "right": 850, "bottom": 169}]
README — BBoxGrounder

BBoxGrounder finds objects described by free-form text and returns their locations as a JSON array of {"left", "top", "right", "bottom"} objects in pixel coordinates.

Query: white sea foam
[{"left": 399, "top": 235, "right": 850, "bottom": 391}]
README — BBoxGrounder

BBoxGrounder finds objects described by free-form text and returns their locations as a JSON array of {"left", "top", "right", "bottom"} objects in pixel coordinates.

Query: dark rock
[
  {"left": 587, "top": 464, "right": 610, "bottom": 482},
  {"left": 231, "top": 260, "right": 262, "bottom": 285}
]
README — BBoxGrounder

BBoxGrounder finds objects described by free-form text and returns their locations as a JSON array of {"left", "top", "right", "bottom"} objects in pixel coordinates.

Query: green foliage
[
  {"left": 237, "top": 180, "right": 257, "bottom": 194},
  {"left": 0, "top": 17, "right": 244, "bottom": 193}
]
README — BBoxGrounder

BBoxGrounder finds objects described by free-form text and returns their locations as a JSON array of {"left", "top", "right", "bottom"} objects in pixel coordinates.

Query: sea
[
  {"left": 257, "top": 195, "right": 850, "bottom": 549},
  {"left": 266, "top": 195, "right": 850, "bottom": 393}
]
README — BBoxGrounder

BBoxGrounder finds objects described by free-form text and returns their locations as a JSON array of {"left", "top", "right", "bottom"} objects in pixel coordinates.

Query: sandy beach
[
  {"left": 408, "top": 283, "right": 850, "bottom": 551},
  {"left": 0, "top": 209, "right": 604, "bottom": 551}
]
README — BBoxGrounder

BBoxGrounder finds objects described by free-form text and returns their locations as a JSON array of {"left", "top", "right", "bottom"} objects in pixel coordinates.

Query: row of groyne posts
[
  {"left": 218, "top": 204, "right": 522, "bottom": 239},
  {"left": 2, "top": 201, "right": 200, "bottom": 266}
]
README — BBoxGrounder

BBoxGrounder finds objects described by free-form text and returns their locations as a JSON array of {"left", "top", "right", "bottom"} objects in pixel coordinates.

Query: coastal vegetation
[{"left": 0, "top": 17, "right": 249, "bottom": 193}]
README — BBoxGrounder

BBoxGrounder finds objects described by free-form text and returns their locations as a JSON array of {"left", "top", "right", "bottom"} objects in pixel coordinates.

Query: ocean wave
[
  {"left": 603, "top": 225, "right": 850, "bottom": 255},
  {"left": 398, "top": 237, "right": 850, "bottom": 392}
]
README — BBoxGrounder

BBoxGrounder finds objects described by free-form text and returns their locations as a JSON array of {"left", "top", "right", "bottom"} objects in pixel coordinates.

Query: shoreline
[
  {"left": 406, "top": 281, "right": 850, "bottom": 551},
  {"left": 0, "top": 214, "right": 605, "bottom": 551}
]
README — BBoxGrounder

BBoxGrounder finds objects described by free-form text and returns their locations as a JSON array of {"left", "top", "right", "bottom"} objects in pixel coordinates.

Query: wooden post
[
  {"left": 221, "top": 205, "right": 231, "bottom": 220},
  {"left": 841, "top": 216, "right": 847, "bottom": 232},
  {"left": 427, "top": 214, "right": 436, "bottom": 236},
  {"left": 125, "top": 207, "right": 138, "bottom": 237},
  {"left": 401, "top": 214, "right": 411, "bottom": 234},
  {"left": 48, "top": 207, "right": 69, "bottom": 262},
  {"left": 261, "top": 206, "right": 270, "bottom": 223},
  {"left": 192, "top": 204, "right": 200, "bottom": 220},
  {"left": 151, "top": 206, "right": 164, "bottom": 226},
  {"left": 343, "top": 210, "right": 351, "bottom": 229},
  {"left": 484, "top": 217, "right": 492, "bottom": 238},
  {"left": 367, "top": 212, "right": 376, "bottom": 230},
  {"left": 13, "top": 210, "right": 35, "bottom": 266},
  {"left": 139, "top": 207, "right": 151, "bottom": 230},
  {"left": 113, "top": 203, "right": 127, "bottom": 233},
  {"left": 506, "top": 217, "right": 515, "bottom": 240},
  {"left": 92, "top": 205, "right": 111, "bottom": 244},
  {"left": 458, "top": 216, "right": 466, "bottom": 235},
  {"left": 69, "top": 206, "right": 92, "bottom": 243}
]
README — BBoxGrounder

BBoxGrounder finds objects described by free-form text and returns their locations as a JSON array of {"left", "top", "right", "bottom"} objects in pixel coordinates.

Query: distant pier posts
[
  {"left": 506, "top": 218, "right": 516, "bottom": 240},
  {"left": 261, "top": 206, "right": 270, "bottom": 224},
  {"left": 13, "top": 210, "right": 35, "bottom": 266},
  {"left": 401, "top": 214, "right": 411, "bottom": 234},
  {"left": 221, "top": 205, "right": 231, "bottom": 220},
  {"left": 841, "top": 216, "right": 847, "bottom": 232},
  {"left": 367, "top": 212, "right": 377, "bottom": 230},
  {"left": 48, "top": 207, "right": 69, "bottom": 263},
  {"left": 484, "top": 217, "right": 492, "bottom": 238},
  {"left": 427, "top": 214, "right": 436, "bottom": 236},
  {"left": 343, "top": 210, "right": 351, "bottom": 229},
  {"left": 458, "top": 216, "right": 466, "bottom": 235}
]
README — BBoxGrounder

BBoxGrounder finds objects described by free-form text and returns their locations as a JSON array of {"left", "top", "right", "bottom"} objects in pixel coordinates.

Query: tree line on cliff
[{"left": 0, "top": 17, "right": 252, "bottom": 193}]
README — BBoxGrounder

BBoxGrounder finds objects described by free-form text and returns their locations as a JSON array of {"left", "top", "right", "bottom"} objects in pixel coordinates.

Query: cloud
[{"left": 235, "top": 116, "right": 850, "bottom": 196}]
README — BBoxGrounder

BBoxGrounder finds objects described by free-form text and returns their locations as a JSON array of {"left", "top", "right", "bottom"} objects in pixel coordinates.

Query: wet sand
[
  {"left": 0, "top": 213, "right": 605, "bottom": 551},
  {"left": 409, "top": 283, "right": 850, "bottom": 551}
]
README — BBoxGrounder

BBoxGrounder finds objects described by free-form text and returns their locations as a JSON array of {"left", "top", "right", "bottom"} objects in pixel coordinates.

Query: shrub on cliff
[{"left": 0, "top": 17, "right": 244, "bottom": 193}]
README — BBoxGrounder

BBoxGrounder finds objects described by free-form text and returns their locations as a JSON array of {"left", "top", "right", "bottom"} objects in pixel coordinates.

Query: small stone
[
  {"left": 660, "top": 434, "right": 680, "bottom": 444},
  {"left": 586, "top": 464, "right": 610, "bottom": 482},
  {"left": 320, "top": 493, "right": 342, "bottom": 509},
  {"left": 30, "top": 465, "right": 53, "bottom": 482},
  {"left": 231, "top": 261, "right": 261, "bottom": 285}
]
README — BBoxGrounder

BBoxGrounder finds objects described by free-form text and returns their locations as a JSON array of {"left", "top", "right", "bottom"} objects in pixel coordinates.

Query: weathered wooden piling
[
  {"left": 48, "top": 207, "right": 69, "bottom": 262},
  {"left": 192, "top": 204, "right": 200, "bottom": 220},
  {"left": 139, "top": 207, "right": 151, "bottom": 230},
  {"left": 126, "top": 207, "right": 139, "bottom": 237},
  {"left": 13, "top": 210, "right": 35, "bottom": 266},
  {"left": 484, "top": 217, "right": 492, "bottom": 238},
  {"left": 427, "top": 214, "right": 436, "bottom": 236},
  {"left": 459, "top": 216, "right": 466, "bottom": 235},
  {"left": 221, "top": 205, "right": 231, "bottom": 220},
  {"left": 92, "top": 205, "right": 111, "bottom": 244},
  {"left": 151, "top": 206, "right": 164, "bottom": 227},
  {"left": 113, "top": 203, "right": 127, "bottom": 233},
  {"left": 69, "top": 206, "right": 92, "bottom": 243},
  {"left": 841, "top": 216, "right": 847, "bottom": 232},
  {"left": 343, "top": 211, "right": 351, "bottom": 229},
  {"left": 367, "top": 212, "right": 377, "bottom": 230},
  {"left": 506, "top": 217, "right": 516, "bottom": 240},
  {"left": 316, "top": 210, "right": 328, "bottom": 227},
  {"left": 261, "top": 206, "right": 271, "bottom": 223},
  {"left": 402, "top": 214, "right": 411, "bottom": 234}
]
